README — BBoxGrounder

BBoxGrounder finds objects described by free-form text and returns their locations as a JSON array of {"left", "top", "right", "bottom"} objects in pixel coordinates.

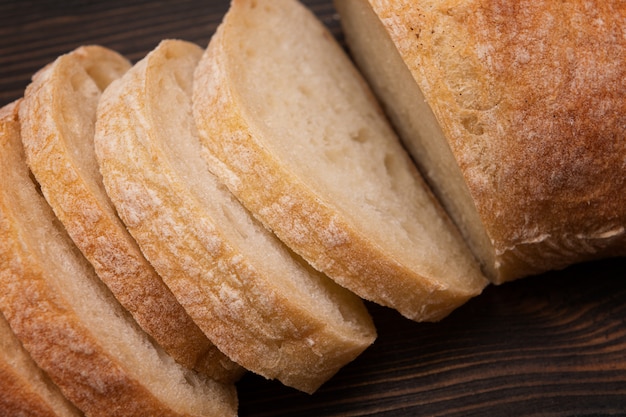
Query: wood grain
[
  {"left": 0, "top": 0, "right": 341, "bottom": 107},
  {"left": 1, "top": 1, "right": 625, "bottom": 415},
  {"left": 237, "top": 258, "right": 626, "bottom": 416}
]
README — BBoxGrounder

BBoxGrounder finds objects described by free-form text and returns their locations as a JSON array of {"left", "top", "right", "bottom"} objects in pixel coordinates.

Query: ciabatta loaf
[
  {"left": 0, "top": 307, "right": 81, "bottom": 417},
  {"left": 94, "top": 39, "right": 376, "bottom": 394},
  {"left": 0, "top": 101, "right": 237, "bottom": 416},
  {"left": 192, "top": 0, "right": 488, "bottom": 322},
  {"left": 335, "top": 0, "right": 626, "bottom": 283},
  {"left": 18, "top": 45, "right": 241, "bottom": 382}
]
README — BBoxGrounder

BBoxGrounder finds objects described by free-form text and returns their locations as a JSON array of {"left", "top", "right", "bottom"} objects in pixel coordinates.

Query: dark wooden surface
[{"left": 1, "top": 1, "right": 625, "bottom": 415}]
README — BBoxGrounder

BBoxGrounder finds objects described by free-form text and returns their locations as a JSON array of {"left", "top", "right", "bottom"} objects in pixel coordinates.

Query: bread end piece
[{"left": 336, "top": 0, "right": 626, "bottom": 283}]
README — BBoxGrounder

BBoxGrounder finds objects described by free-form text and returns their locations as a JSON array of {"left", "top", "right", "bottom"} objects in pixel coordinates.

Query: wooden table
[{"left": 1, "top": 1, "right": 625, "bottom": 415}]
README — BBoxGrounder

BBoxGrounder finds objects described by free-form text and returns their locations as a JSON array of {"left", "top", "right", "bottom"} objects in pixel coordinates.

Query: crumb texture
[
  {"left": 193, "top": 0, "right": 487, "bottom": 321},
  {"left": 96, "top": 39, "right": 375, "bottom": 394},
  {"left": 18, "top": 45, "right": 241, "bottom": 382},
  {"left": 1, "top": 90, "right": 237, "bottom": 417}
]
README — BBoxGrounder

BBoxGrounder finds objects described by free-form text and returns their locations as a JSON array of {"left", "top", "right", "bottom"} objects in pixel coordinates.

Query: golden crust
[
  {"left": 0, "top": 304, "right": 80, "bottom": 417},
  {"left": 192, "top": 0, "right": 487, "bottom": 322},
  {"left": 18, "top": 45, "right": 242, "bottom": 382},
  {"left": 0, "top": 367, "right": 64, "bottom": 417},
  {"left": 365, "top": 0, "right": 626, "bottom": 281},
  {"left": 0, "top": 101, "right": 238, "bottom": 417},
  {"left": 95, "top": 39, "right": 376, "bottom": 394}
]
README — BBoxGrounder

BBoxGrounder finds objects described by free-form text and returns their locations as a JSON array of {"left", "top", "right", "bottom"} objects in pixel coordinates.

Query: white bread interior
[
  {"left": 0, "top": 100, "right": 237, "bottom": 416},
  {"left": 0, "top": 307, "right": 81, "bottom": 417},
  {"left": 94, "top": 39, "right": 376, "bottom": 394},
  {"left": 335, "top": 0, "right": 497, "bottom": 280},
  {"left": 18, "top": 45, "right": 242, "bottom": 382},
  {"left": 336, "top": 0, "right": 626, "bottom": 283},
  {"left": 193, "top": 0, "right": 488, "bottom": 322}
]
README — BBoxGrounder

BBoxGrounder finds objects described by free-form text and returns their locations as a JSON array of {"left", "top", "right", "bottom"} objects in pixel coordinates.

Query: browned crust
[
  {"left": 192, "top": 0, "right": 485, "bottom": 322},
  {"left": 95, "top": 39, "right": 375, "bottom": 394},
  {"left": 0, "top": 101, "right": 237, "bottom": 417},
  {"left": 367, "top": 0, "right": 626, "bottom": 281},
  {"left": 0, "top": 305, "right": 80, "bottom": 417},
  {"left": 0, "top": 364, "right": 65, "bottom": 417},
  {"left": 18, "top": 45, "right": 242, "bottom": 382},
  {"left": 0, "top": 317, "right": 82, "bottom": 417}
]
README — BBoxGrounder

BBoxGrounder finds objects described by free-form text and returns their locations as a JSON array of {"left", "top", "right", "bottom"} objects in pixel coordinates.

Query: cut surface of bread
[
  {"left": 336, "top": 0, "right": 626, "bottom": 283},
  {"left": 94, "top": 39, "right": 376, "bottom": 394},
  {"left": 0, "top": 306, "right": 82, "bottom": 417},
  {"left": 0, "top": 101, "right": 237, "bottom": 416},
  {"left": 18, "top": 45, "right": 242, "bottom": 383},
  {"left": 192, "top": 0, "right": 488, "bottom": 322}
]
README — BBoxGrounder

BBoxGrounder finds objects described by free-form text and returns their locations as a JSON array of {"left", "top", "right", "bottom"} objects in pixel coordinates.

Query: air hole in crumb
[
  {"left": 324, "top": 148, "right": 345, "bottom": 164},
  {"left": 383, "top": 153, "right": 400, "bottom": 192},
  {"left": 350, "top": 128, "right": 368, "bottom": 144},
  {"left": 297, "top": 84, "right": 313, "bottom": 98}
]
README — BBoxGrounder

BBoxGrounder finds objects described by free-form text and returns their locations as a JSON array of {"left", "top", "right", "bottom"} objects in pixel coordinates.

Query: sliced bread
[
  {"left": 335, "top": 0, "right": 626, "bottom": 283},
  {"left": 94, "top": 39, "right": 376, "bottom": 394},
  {"left": 0, "top": 306, "right": 81, "bottom": 417},
  {"left": 192, "top": 0, "right": 488, "bottom": 322},
  {"left": 0, "top": 100, "right": 237, "bottom": 416},
  {"left": 18, "top": 45, "right": 242, "bottom": 382}
]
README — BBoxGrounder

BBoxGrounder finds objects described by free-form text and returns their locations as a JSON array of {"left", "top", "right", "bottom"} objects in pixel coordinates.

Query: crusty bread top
[
  {"left": 364, "top": 0, "right": 626, "bottom": 282},
  {"left": 0, "top": 303, "right": 82, "bottom": 417},
  {"left": 192, "top": 0, "right": 487, "bottom": 322},
  {"left": 0, "top": 100, "right": 237, "bottom": 416},
  {"left": 95, "top": 38, "right": 376, "bottom": 394},
  {"left": 18, "top": 45, "right": 242, "bottom": 382}
]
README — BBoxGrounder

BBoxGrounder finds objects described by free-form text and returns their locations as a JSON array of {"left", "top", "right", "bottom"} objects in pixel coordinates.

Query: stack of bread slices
[{"left": 1, "top": 0, "right": 624, "bottom": 415}]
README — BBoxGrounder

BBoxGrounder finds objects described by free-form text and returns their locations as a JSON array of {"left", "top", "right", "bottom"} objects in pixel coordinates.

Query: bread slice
[
  {"left": 0, "top": 100, "right": 237, "bottom": 416},
  {"left": 18, "top": 45, "right": 242, "bottom": 382},
  {"left": 335, "top": 0, "right": 626, "bottom": 283},
  {"left": 0, "top": 306, "right": 81, "bottom": 417},
  {"left": 94, "top": 39, "right": 376, "bottom": 394},
  {"left": 192, "top": 0, "right": 488, "bottom": 322}
]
